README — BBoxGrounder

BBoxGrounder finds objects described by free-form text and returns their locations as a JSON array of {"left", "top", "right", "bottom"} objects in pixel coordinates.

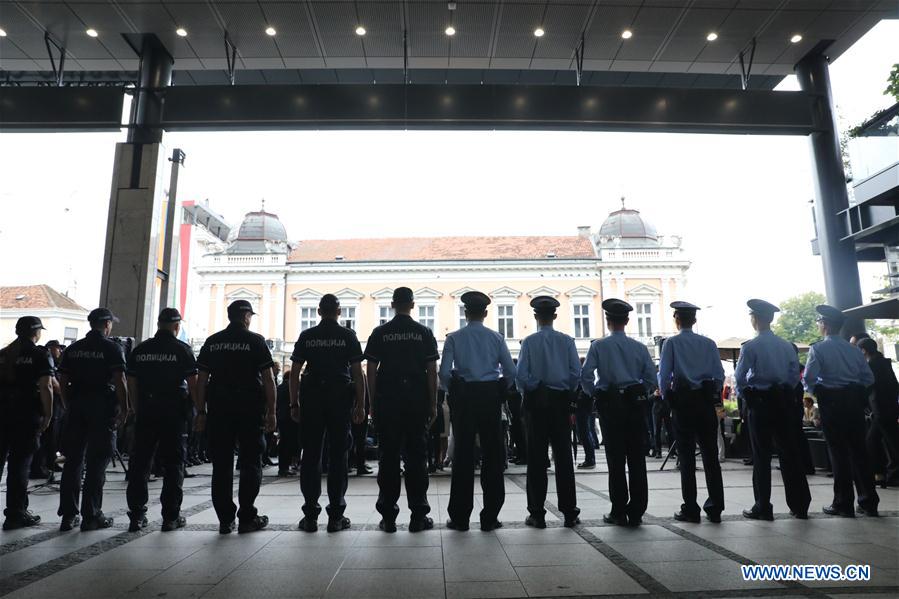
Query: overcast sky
[{"left": 1, "top": 20, "right": 896, "bottom": 341}]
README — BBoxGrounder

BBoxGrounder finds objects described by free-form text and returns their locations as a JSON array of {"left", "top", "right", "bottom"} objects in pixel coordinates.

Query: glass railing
[{"left": 848, "top": 103, "right": 899, "bottom": 185}]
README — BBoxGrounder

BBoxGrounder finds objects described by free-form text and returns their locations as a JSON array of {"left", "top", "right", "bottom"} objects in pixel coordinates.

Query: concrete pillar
[{"left": 796, "top": 50, "right": 864, "bottom": 337}]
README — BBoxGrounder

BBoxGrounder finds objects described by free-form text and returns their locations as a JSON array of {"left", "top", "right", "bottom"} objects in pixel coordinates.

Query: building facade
[
  {"left": 0, "top": 284, "right": 89, "bottom": 346},
  {"left": 182, "top": 202, "right": 690, "bottom": 363}
]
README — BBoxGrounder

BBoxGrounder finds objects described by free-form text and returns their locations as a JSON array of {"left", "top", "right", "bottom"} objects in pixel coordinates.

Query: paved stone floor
[{"left": 1, "top": 457, "right": 897, "bottom": 598}]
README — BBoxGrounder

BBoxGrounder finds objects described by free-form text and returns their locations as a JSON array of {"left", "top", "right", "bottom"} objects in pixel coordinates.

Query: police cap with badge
[
  {"left": 227, "top": 300, "right": 256, "bottom": 320},
  {"left": 815, "top": 304, "right": 845, "bottom": 327},
  {"left": 747, "top": 299, "right": 779, "bottom": 319},
  {"left": 460, "top": 291, "right": 491, "bottom": 311},
  {"left": 530, "top": 296, "right": 559, "bottom": 316},
  {"left": 88, "top": 308, "right": 119, "bottom": 324},
  {"left": 670, "top": 301, "right": 700, "bottom": 315},
  {"left": 602, "top": 298, "right": 633, "bottom": 319},
  {"left": 15, "top": 316, "right": 46, "bottom": 336},
  {"left": 158, "top": 308, "right": 183, "bottom": 324}
]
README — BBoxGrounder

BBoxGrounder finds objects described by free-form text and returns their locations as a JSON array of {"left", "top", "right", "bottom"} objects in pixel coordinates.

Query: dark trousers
[
  {"left": 351, "top": 420, "right": 368, "bottom": 469},
  {"left": 867, "top": 410, "right": 899, "bottom": 481},
  {"left": 525, "top": 396, "right": 578, "bottom": 519},
  {"left": 745, "top": 395, "right": 810, "bottom": 516},
  {"left": 58, "top": 401, "right": 116, "bottom": 520},
  {"left": 508, "top": 392, "right": 527, "bottom": 462},
  {"left": 671, "top": 396, "right": 724, "bottom": 517},
  {"left": 276, "top": 406, "right": 299, "bottom": 472},
  {"left": 1, "top": 410, "right": 40, "bottom": 518},
  {"left": 126, "top": 403, "right": 188, "bottom": 521},
  {"left": 448, "top": 383, "right": 505, "bottom": 525},
  {"left": 208, "top": 409, "right": 265, "bottom": 524},
  {"left": 598, "top": 397, "right": 648, "bottom": 521},
  {"left": 817, "top": 389, "right": 878, "bottom": 511},
  {"left": 376, "top": 408, "right": 431, "bottom": 522},
  {"left": 575, "top": 398, "right": 597, "bottom": 465},
  {"left": 652, "top": 399, "right": 674, "bottom": 456},
  {"left": 300, "top": 388, "right": 352, "bottom": 519}
]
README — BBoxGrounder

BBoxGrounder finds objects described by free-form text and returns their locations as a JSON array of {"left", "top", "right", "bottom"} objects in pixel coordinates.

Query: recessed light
[
  {"left": 621, "top": 29, "right": 633, "bottom": 40},
  {"left": 176, "top": 27, "right": 188, "bottom": 37},
  {"left": 265, "top": 26, "right": 276, "bottom": 36},
  {"left": 706, "top": 32, "right": 718, "bottom": 41},
  {"left": 790, "top": 34, "right": 802, "bottom": 43},
  {"left": 86, "top": 28, "right": 98, "bottom": 38},
  {"left": 355, "top": 26, "right": 366, "bottom": 36},
  {"left": 534, "top": 27, "right": 545, "bottom": 38},
  {"left": 445, "top": 26, "right": 456, "bottom": 36},
  {"left": 0, "top": 28, "right": 7, "bottom": 37}
]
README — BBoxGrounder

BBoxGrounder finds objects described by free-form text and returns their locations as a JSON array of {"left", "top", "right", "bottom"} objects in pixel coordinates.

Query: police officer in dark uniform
[
  {"left": 125, "top": 308, "right": 198, "bottom": 532},
  {"left": 657, "top": 301, "right": 725, "bottom": 523},
  {"left": 194, "top": 299, "right": 277, "bottom": 534},
  {"left": 734, "top": 299, "right": 810, "bottom": 520},
  {"left": 56, "top": 308, "right": 129, "bottom": 531},
  {"left": 364, "top": 287, "right": 439, "bottom": 533},
  {"left": 30, "top": 339, "right": 65, "bottom": 479},
  {"left": 581, "top": 299, "right": 658, "bottom": 526},
  {"left": 1, "top": 317, "right": 54, "bottom": 530},
  {"left": 289, "top": 294, "right": 366, "bottom": 533},
  {"left": 516, "top": 296, "right": 581, "bottom": 529}
]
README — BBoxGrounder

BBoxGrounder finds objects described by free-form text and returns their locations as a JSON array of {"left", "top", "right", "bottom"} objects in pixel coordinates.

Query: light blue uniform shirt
[
  {"left": 657, "top": 328, "right": 724, "bottom": 397},
  {"left": 515, "top": 325, "right": 580, "bottom": 394},
  {"left": 438, "top": 320, "right": 517, "bottom": 389},
  {"left": 802, "top": 335, "right": 875, "bottom": 393},
  {"left": 734, "top": 330, "right": 800, "bottom": 395},
  {"left": 580, "top": 330, "right": 657, "bottom": 395}
]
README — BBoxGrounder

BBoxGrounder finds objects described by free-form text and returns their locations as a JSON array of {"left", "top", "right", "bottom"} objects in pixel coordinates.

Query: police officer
[
  {"left": 803, "top": 304, "right": 878, "bottom": 517},
  {"left": 364, "top": 287, "right": 438, "bottom": 533},
  {"left": 289, "top": 294, "right": 366, "bottom": 533},
  {"left": 56, "top": 308, "right": 128, "bottom": 531},
  {"left": 1, "top": 317, "right": 54, "bottom": 530},
  {"left": 194, "top": 299, "right": 277, "bottom": 534},
  {"left": 30, "top": 339, "right": 64, "bottom": 479},
  {"left": 657, "top": 301, "right": 725, "bottom": 523},
  {"left": 516, "top": 296, "right": 581, "bottom": 528},
  {"left": 125, "top": 308, "right": 198, "bottom": 532},
  {"left": 439, "top": 291, "right": 516, "bottom": 532},
  {"left": 858, "top": 338, "right": 899, "bottom": 485},
  {"left": 734, "top": 299, "right": 810, "bottom": 520},
  {"left": 581, "top": 299, "right": 657, "bottom": 527}
]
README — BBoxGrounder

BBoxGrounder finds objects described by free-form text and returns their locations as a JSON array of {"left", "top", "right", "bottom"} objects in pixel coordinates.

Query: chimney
[{"left": 577, "top": 226, "right": 591, "bottom": 238}]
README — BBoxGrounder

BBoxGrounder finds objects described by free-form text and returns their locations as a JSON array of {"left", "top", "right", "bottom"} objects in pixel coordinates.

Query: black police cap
[
  {"left": 15, "top": 316, "right": 46, "bottom": 335},
  {"left": 392, "top": 287, "right": 414, "bottom": 304},
  {"left": 158, "top": 307, "right": 182, "bottom": 323},
  {"left": 88, "top": 307, "right": 119, "bottom": 323},
  {"left": 227, "top": 300, "right": 256, "bottom": 318},
  {"left": 461, "top": 291, "right": 491, "bottom": 309},
  {"left": 319, "top": 294, "right": 340, "bottom": 310},
  {"left": 602, "top": 298, "right": 633, "bottom": 316},
  {"left": 45, "top": 340, "right": 63, "bottom": 349},
  {"left": 747, "top": 298, "right": 779, "bottom": 317},
  {"left": 530, "top": 295, "right": 560, "bottom": 314},
  {"left": 670, "top": 301, "right": 700, "bottom": 313},
  {"left": 815, "top": 304, "right": 844, "bottom": 325}
]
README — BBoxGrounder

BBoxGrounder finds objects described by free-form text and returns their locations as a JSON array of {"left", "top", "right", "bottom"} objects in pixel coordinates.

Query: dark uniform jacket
[
  {"left": 127, "top": 330, "right": 197, "bottom": 407},
  {"left": 868, "top": 354, "right": 899, "bottom": 419},
  {"left": 197, "top": 323, "right": 274, "bottom": 412},
  {"left": 364, "top": 314, "right": 438, "bottom": 414},
  {"left": 0, "top": 339, "right": 54, "bottom": 418},
  {"left": 57, "top": 330, "right": 126, "bottom": 396},
  {"left": 291, "top": 319, "right": 364, "bottom": 385}
]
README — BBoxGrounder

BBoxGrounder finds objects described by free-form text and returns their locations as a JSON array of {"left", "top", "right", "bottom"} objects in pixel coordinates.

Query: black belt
[{"left": 596, "top": 384, "right": 647, "bottom": 403}]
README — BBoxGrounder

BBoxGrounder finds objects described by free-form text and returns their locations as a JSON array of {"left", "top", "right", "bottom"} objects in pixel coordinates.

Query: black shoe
[
  {"left": 81, "top": 515, "right": 114, "bottom": 531},
  {"left": 706, "top": 512, "right": 722, "bottom": 524},
  {"left": 128, "top": 514, "right": 149, "bottom": 532},
  {"left": 59, "top": 515, "right": 80, "bottom": 532},
  {"left": 277, "top": 469, "right": 295, "bottom": 478},
  {"left": 525, "top": 515, "right": 546, "bottom": 529},
  {"left": 742, "top": 508, "right": 773, "bottom": 521},
  {"left": 2, "top": 511, "right": 41, "bottom": 530},
  {"left": 823, "top": 505, "right": 854, "bottom": 518},
  {"left": 299, "top": 516, "right": 319, "bottom": 532},
  {"left": 356, "top": 464, "right": 373, "bottom": 476},
  {"left": 577, "top": 462, "right": 596, "bottom": 470},
  {"left": 327, "top": 517, "right": 352, "bottom": 533},
  {"left": 564, "top": 515, "right": 581, "bottom": 528},
  {"left": 627, "top": 516, "right": 643, "bottom": 527},
  {"left": 790, "top": 510, "right": 808, "bottom": 520},
  {"left": 409, "top": 517, "right": 434, "bottom": 533},
  {"left": 219, "top": 520, "right": 236, "bottom": 534},
  {"left": 238, "top": 515, "right": 269, "bottom": 533},
  {"left": 673, "top": 510, "right": 701, "bottom": 523},
  {"left": 603, "top": 513, "right": 628, "bottom": 526},
  {"left": 445, "top": 519, "right": 469, "bottom": 531},
  {"left": 378, "top": 519, "right": 397, "bottom": 533},
  {"left": 161, "top": 516, "right": 187, "bottom": 532},
  {"left": 480, "top": 520, "right": 503, "bottom": 532},
  {"left": 856, "top": 505, "right": 879, "bottom": 518}
]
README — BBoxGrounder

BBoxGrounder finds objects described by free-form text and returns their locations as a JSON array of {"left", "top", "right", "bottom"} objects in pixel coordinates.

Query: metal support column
[
  {"left": 796, "top": 49, "right": 864, "bottom": 336},
  {"left": 128, "top": 34, "right": 173, "bottom": 144}
]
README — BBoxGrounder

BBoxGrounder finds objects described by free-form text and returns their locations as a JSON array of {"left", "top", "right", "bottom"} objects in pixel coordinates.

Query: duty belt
[
  {"left": 669, "top": 379, "right": 719, "bottom": 407},
  {"left": 596, "top": 384, "right": 647, "bottom": 403}
]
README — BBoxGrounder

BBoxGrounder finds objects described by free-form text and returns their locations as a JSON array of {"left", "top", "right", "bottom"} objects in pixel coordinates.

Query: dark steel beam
[
  {"left": 159, "top": 84, "right": 818, "bottom": 134},
  {"left": 0, "top": 86, "right": 124, "bottom": 131}
]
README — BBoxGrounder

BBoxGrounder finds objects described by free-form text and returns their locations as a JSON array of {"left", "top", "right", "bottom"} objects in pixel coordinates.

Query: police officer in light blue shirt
[
  {"left": 581, "top": 299, "right": 657, "bottom": 526},
  {"left": 802, "top": 304, "right": 878, "bottom": 517},
  {"left": 440, "top": 291, "right": 515, "bottom": 532},
  {"left": 734, "top": 299, "right": 809, "bottom": 521},
  {"left": 516, "top": 296, "right": 581, "bottom": 529},
  {"left": 657, "top": 301, "right": 725, "bottom": 523}
]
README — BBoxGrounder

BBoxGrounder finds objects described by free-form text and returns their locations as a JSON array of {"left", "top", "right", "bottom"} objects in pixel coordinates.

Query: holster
[
  {"left": 596, "top": 384, "right": 647, "bottom": 406},
  {"left": 669, "top": 379, "right": 719, "bottom": 410},
  {"left": 523, "top": 384, "right": 574, "bottom": 412}
]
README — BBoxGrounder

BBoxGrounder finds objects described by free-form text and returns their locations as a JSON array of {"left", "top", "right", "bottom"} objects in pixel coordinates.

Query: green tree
[
  {"left": 773, "top": 291, "right": 826, "bottom": 345},
  {"left": 885, "top": 63, "right": 899, "bottom": 103}
]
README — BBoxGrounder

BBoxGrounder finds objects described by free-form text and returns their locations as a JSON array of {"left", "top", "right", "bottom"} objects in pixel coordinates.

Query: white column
[
  {"left": 275, "top": 279, "right": 286, "bottom": 343},
  {"left": 262, "top": 283, "right": 272, "bottom": 338},
  {"left": 660, "top": 276, "right": 670, "bottom": 334},
  {"left": 215, "top": 284, "right": 225, "bottom": 330},
  {"left": 195, "top": 283, "right": 209, "bottom": 338}
]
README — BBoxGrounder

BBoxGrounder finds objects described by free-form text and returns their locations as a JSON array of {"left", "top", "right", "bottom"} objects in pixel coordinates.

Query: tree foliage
[
  {"left": 773, "top": 291, "right": 826, "bottom": 345},
  {"left": 886, "top": 63, "right": 899, "bottom": 103}
]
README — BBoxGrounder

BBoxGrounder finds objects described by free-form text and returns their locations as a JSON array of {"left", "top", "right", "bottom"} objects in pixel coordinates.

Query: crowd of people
[{"left": 1, "top": 288, "right": 896, "bottom": 535}]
